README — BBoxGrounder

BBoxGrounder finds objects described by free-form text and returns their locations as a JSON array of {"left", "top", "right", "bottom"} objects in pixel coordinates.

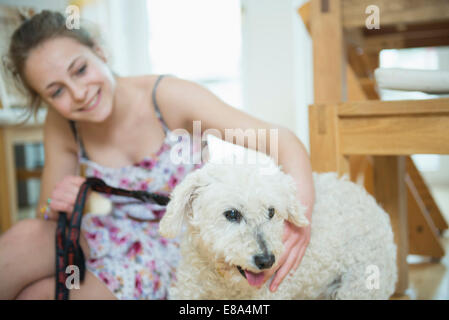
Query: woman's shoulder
[
  {"left": 125, "top": 74, "right": 167, "bottom": 90},
  {"left": 136, "top": 75, "right": 193, "bottom": 127},
  {"left": 128, "top": 74, "right": 196, "bottom": 92},
  {"left": 121, "top": 74, "right": 172, "bottom": 104},
  {"left": 123, "top": 74, "right": 208, "bottom": 130}
]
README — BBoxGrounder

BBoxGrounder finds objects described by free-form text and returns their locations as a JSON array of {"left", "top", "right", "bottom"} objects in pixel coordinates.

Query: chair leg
[
  {"left": 406, "top": 174, "right": 445, "bottom": 258},
  {"left": 350, "top": 155, "right": 375, "bottom": 196},
  {"left": 0, "top": 129, "right": 12, "bottom": 234},
  {"left": 373, "top": 156, "right": 409, "bottom": 295},
  {"left": 349, "top": 155, "right": 365, "bottom": 183},
  {"left": 309, "top": 104, "right": 349, "bottom": 174}
]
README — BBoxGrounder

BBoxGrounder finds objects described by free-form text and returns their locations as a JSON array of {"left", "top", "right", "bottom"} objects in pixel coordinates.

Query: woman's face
[{"left": 24, "top": 36, "right": 116, "bottom": 123}]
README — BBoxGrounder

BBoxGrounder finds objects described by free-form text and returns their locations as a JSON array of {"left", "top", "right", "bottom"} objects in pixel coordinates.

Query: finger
[
  {"left": 67, "top": 175, "right": 86, "bottom": 184},
  {"left": 57, "top": 178, "right": 83, "bottom": 195},
  {"left": 270, "top": 243, "right": 302, "bottom": 292},
  {"left": 71, "top": 176, "right": 87, "bottom": 187},
  {"left": 56, "top": 181, "right": 83, "bottom": 197},
  {"left": 277, "top": 233, "right": 302, "bottom": 270},
  {"left": 263, "top": 236, "right": 296, "bottom": 283},
  {"left": 293, "top": 230, "right": 311, "bottom": 270},
  {"left": 282, "top": 227, "right": 289, "bottom": 242},
  {"left": 51, "top": 190, "right": 78, "bottom": 208},
  {"left": 282, "top": 221, "right": 294, "bottom": 242},
  {"left": 263, "top": 266, "right": 277, "bottom": 282},
  {"left": 272, "top": 242, "right": 304, "bottom": 289},
  {"left": 49, "top": 199, "right": 74, "bottom": 214},
  {"left": 283, "top": 233, "right": 298, "bottom": 253},
  {"left": 68, "top": 178, "right": 86, "bottom": 191},
  {"left": 293, "top": 241, "right": 308, "bottom": 270},
  {"left": 263, "top": 249, "right": 289, "bottom": 282}
]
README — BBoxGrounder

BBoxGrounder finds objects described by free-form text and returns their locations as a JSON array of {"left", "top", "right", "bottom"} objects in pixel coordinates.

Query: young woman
[{"left": 0, "top": 10, "right": 315, "bottom": 300}]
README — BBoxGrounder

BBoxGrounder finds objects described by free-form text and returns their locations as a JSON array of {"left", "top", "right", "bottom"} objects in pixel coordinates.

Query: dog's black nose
[{"left": 254, "top": 253, "right": 275, "bottom": 270}]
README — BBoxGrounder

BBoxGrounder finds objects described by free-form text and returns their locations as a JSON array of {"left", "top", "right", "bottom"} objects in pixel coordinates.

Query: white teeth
[{"left": 86, "top": 93, "right": 98, "bottom": 109}]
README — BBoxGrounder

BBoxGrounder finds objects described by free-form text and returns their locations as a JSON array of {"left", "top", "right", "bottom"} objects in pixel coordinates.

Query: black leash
[{"left": 55, "top": 177, "right": 170, "bottom": 300}]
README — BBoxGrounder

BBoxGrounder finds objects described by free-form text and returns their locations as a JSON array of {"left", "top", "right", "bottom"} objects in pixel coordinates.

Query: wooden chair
[
  {"left": 0, "top": 109, "right": 44, "bottom": 233},
  {"left": 300, "top": 0, "right": 449, "bottom": 297}
]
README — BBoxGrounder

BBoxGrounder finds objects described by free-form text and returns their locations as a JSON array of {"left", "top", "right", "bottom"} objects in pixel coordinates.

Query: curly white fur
[{"left": 159, "top": 163, "right": 397, "bottom": 300}]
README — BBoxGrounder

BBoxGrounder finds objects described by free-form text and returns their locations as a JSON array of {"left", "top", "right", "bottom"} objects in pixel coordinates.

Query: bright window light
[
  {"left": 380, "top": 47, "right": 439, "bottom": 70},
  {"left": 146, "top": 0, "right": 243, "bottom": 108},
  {"left": 380, "top": 48, "right": 441, "bottom": 173}
]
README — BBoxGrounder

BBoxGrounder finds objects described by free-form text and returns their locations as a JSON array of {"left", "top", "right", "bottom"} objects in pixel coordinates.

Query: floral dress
[{"left": 69, "top": 75, "right": 206, "bottom": 299}]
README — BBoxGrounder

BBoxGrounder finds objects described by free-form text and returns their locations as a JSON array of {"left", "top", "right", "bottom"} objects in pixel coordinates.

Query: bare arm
[
  {"left": 154, "top": 77, "right": 282, "bottom": 154},
  {"left": 36, "top": 108, "right": 84, "bottom": 219}
]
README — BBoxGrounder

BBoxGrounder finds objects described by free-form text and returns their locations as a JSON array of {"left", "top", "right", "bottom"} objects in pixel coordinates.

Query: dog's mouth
[{"left": 236, "top": 266, "right": 266, "bottom": 287}]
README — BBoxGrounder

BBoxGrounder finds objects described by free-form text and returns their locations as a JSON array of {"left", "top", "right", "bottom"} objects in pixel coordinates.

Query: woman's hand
[
  {"left": 45, "top": 175, "right": 86, "bottom": 220},
  {"left": 264, "top": 220, "right": 312, "bottom": 292}
]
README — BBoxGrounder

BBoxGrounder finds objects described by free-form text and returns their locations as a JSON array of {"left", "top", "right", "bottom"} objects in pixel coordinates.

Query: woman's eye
[
  {"left": 224, "top": 209, "right": 242, "bottom": 223},
  {"left": 268, "top": 207, "right": 275, "bottom": 219},
  {"left": 77, "top": 64, "right": 87, "bottom": 75},
  {"left": 52, "top": 87, "right": 63, "bottom": 98}
]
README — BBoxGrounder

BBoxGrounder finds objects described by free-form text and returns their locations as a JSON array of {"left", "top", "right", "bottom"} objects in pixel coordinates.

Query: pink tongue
[{"left": 244, "top": 270, "right": 265, "bottom": 287}]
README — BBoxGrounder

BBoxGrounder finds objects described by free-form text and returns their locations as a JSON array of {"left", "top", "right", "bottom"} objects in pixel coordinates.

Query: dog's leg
[{"left": 327, "top": 263, "right": 395, "bottom": 300}]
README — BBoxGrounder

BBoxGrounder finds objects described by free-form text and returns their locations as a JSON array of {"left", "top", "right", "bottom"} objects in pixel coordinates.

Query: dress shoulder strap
[
  {"left": 152, "top": 74, "right": 170, "bottom": 133},
  {"left": 69, "top": 120, "right": 77, "bottom": 140},
  {"left": 68, "top": 120, "right": 89, "bottom": 160}
]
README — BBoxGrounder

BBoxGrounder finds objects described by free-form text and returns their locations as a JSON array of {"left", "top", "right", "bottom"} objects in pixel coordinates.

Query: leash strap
[{"left": 54, "top": 177, "right": 170, "bottom": 300}]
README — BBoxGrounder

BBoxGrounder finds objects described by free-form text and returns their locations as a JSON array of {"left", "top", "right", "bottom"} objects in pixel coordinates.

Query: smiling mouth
[
  {"left": 236, "top": 266, "right": 266, "bottom": 287},
  {"left": 82, "top": 89, "right": 101, "bottom": 111}
]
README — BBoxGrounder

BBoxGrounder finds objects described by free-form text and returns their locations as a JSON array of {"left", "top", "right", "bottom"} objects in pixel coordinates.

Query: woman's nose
[{"left": 70, "top": 82, "right": 87, "bottom": 102}]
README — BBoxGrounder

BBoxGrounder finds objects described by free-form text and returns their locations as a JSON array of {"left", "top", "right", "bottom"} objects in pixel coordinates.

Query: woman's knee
[
  {"left": 2, "top": 218, "right": 89, "bottom": 256},
  {"left": 0, "top": 219, "right": 57, "bottom": 299},
  {"left": 0, "top": 219, "right": 56, "bottom": 278},
  {"left": 1, "top": 218, "right": 55, "bottom": 249},
  {"left": 16, "top": 271, "right": 117, "bottom": 300},
  {"left": 15, "top": 276, "right": 54, "bottom": 300}
]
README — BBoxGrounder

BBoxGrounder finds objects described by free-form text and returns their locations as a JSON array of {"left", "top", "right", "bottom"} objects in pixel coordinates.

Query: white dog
[{"left": 159, "top": 163, "right": 397, "bottom": 299}]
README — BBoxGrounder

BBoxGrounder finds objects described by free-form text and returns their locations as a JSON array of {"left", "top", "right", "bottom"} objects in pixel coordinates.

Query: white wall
[
  {"left": 292, "top": 0, "right": 313, "bottom": 151},
  {"left": 240, "top": 0, "right": 312, "bottom": 150},
  {"left": 105, "top": 0, "right": 151, "bottom": 76}
]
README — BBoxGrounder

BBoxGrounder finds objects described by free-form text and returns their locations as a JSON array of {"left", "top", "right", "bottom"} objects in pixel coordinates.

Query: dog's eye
[
  {"left": 268, "top": 207, "right": 275, "bottom": 219},
  {"left": 224, "top": 209, "right": 242, "bottom": 223}
]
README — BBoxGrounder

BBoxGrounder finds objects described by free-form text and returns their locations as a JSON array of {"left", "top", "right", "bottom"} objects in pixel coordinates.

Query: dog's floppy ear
[
  {"left": 286, "top": 197, "right": 309, "bottom": 228},
  {"left": 159, "top": 169, "right": 206, "bottom": 238},
  {"left": 282, "top": 173, "right": 310, "bottom": 228}
]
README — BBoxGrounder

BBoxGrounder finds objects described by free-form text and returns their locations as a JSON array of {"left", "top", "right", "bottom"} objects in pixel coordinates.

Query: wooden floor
[
  {"left": 407, "top": 185, "right": 449, "bottom": 300},
  {"left": 408, "top": 233, "right": 449, "bottom": 299}
]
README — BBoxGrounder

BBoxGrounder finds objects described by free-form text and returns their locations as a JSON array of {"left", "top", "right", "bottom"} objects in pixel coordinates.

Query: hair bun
[{"left": 17, "top": 7, "right": 36, "bottom": 22}]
